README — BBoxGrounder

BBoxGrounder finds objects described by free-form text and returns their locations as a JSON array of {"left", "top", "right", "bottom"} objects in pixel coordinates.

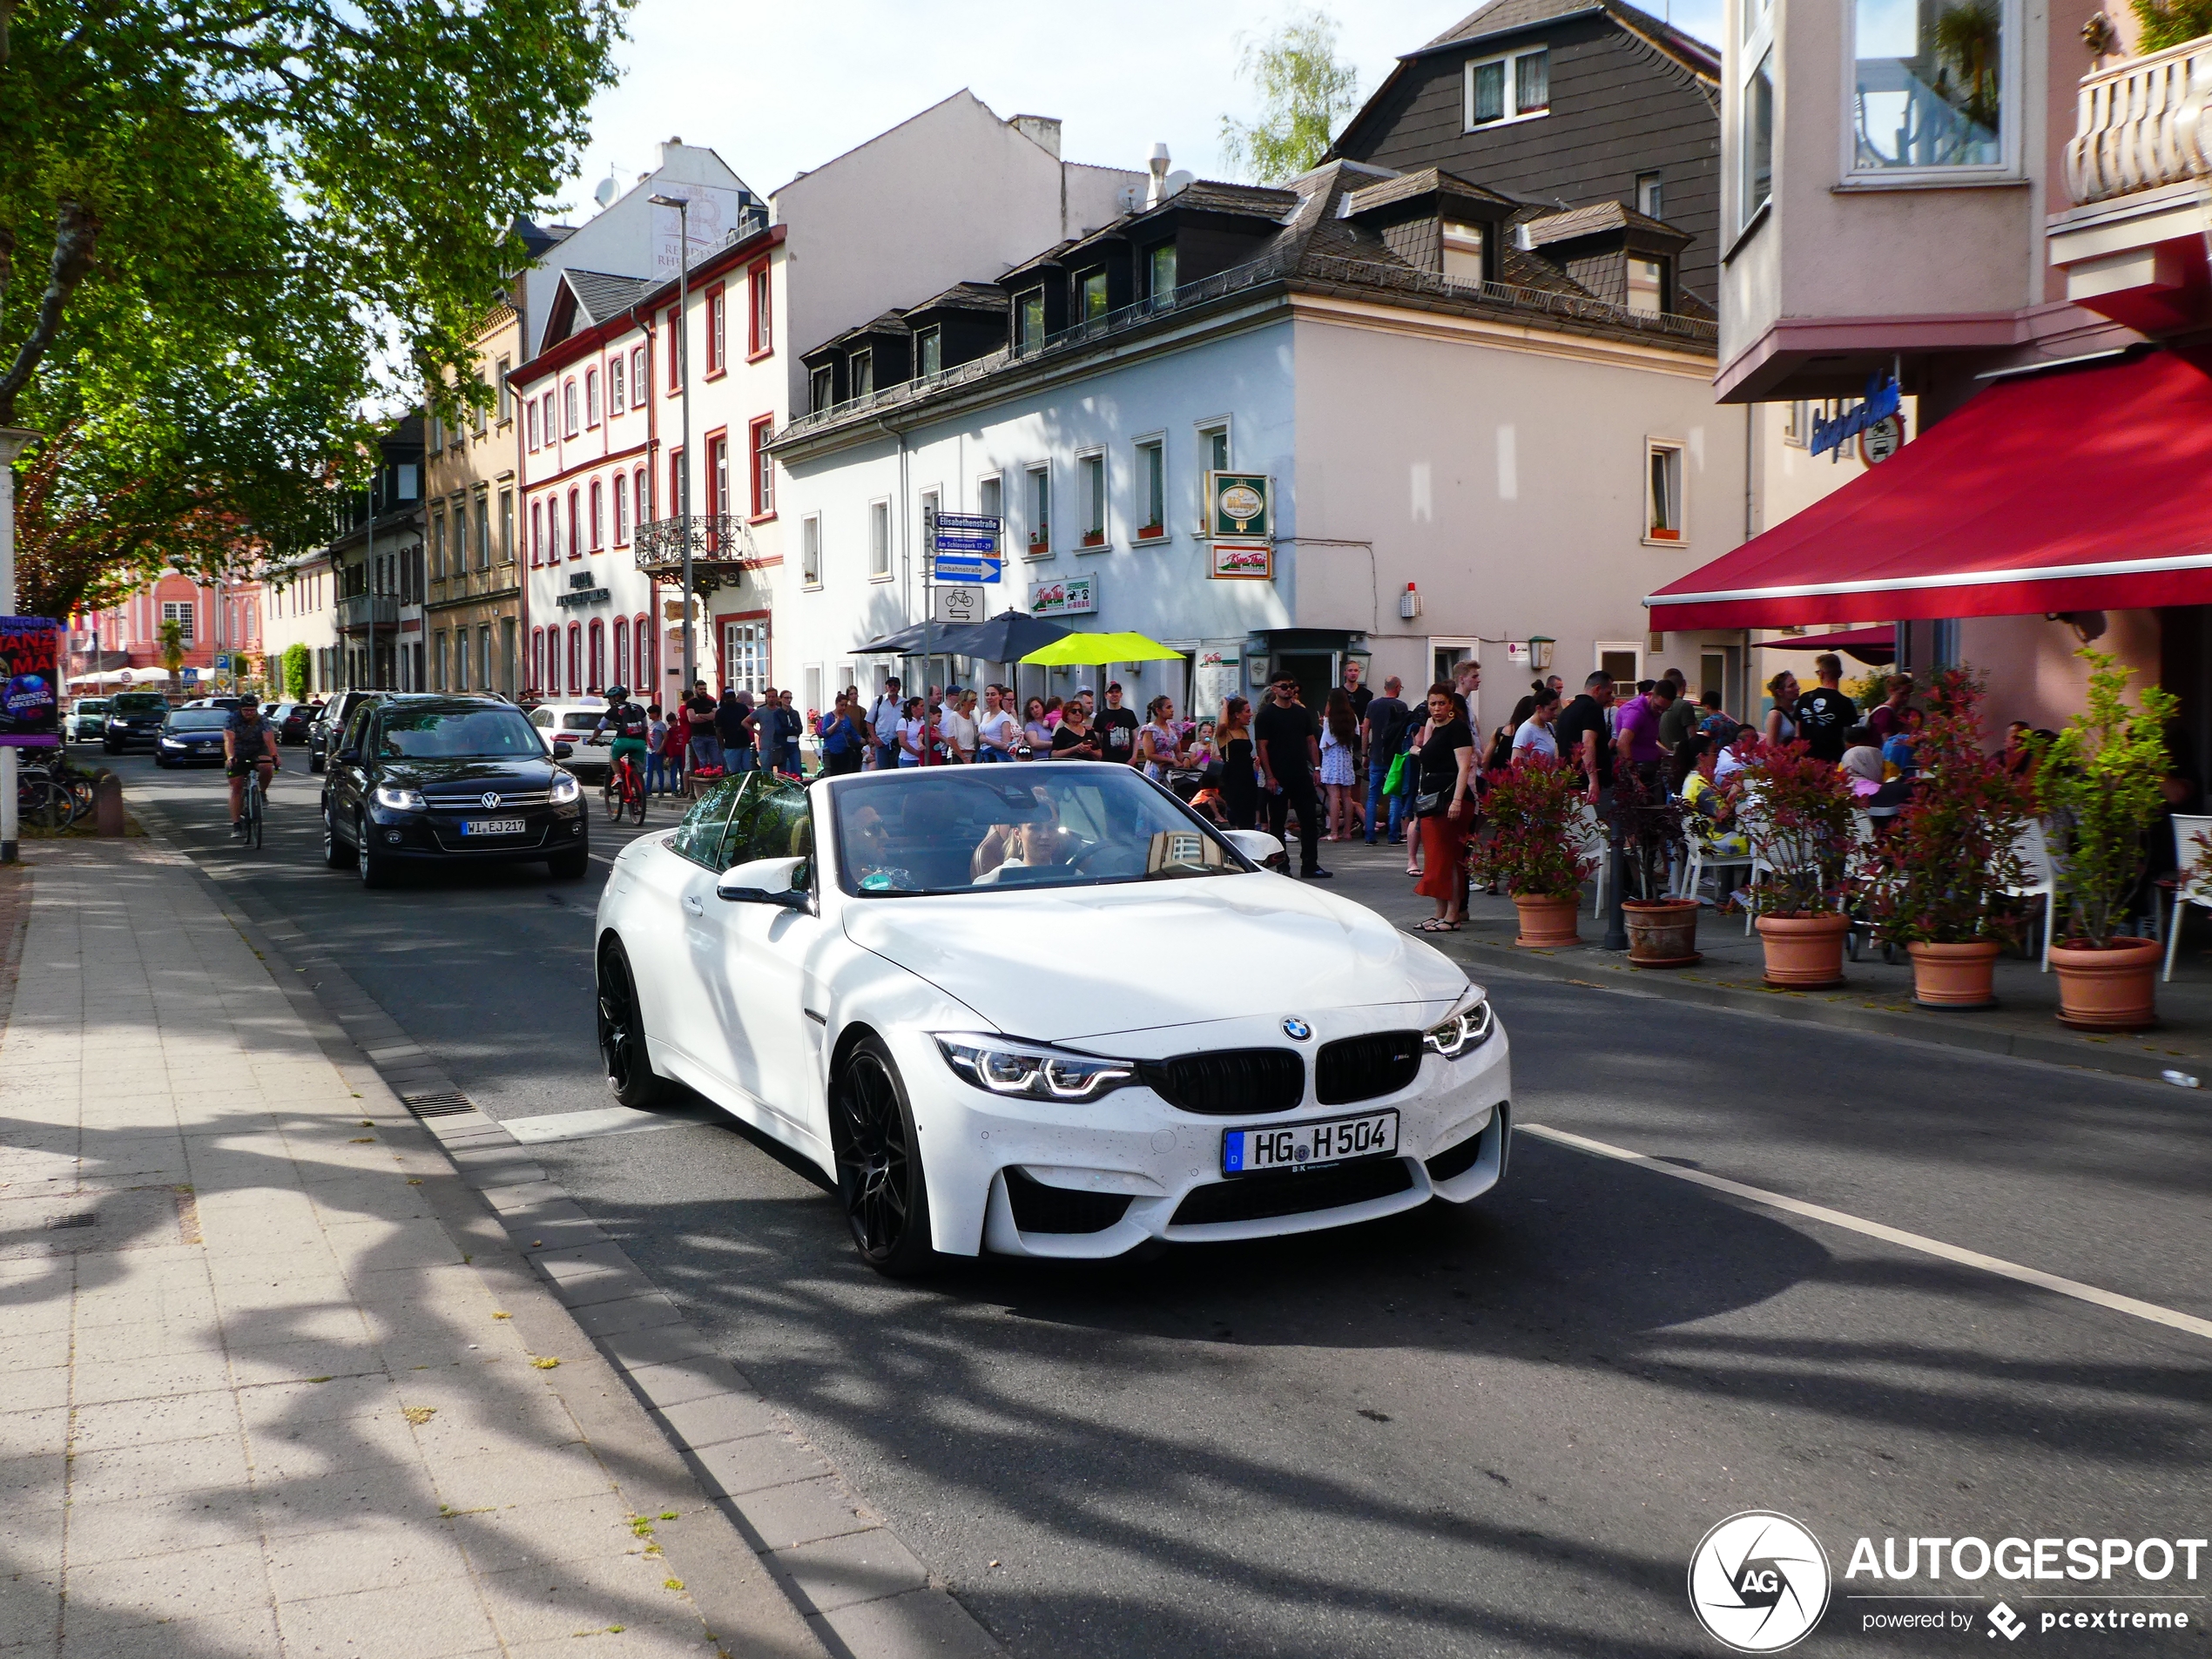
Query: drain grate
[
  {"left": 402, "top": 1091, "right": 479, "bottom": 1120},
  {"left": 44, "top": 1211, "right": 97, "bottom": 1230}
]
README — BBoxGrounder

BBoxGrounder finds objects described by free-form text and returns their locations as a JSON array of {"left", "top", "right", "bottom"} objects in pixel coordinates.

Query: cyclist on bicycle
[
  {"left": 594, "top": 685, "right": 651, "bottom": 799},
  {"left": 224, "top": 698, "right": 280, "bottom": 833}
]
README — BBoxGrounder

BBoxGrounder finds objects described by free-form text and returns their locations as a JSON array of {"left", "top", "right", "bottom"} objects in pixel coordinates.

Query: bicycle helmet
[{"left": 604, "top": 685, "right": 629, "bottom": 702}]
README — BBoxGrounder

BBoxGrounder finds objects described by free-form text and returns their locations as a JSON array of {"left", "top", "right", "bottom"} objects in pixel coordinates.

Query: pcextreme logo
[{"left": 1689, "top": 1511, "right": 1833, "bottom": 1653}]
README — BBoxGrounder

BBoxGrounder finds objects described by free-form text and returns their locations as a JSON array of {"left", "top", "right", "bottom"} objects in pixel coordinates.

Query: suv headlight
[
  {"left": 373, "top": 785, "right": 427, "bottom": 813},
  {"left": 1423, "top": 990, "right": 1494, "bottom": 1060},
  {"left": 934, "top": 1032, "right": 1136, "bottom": 1103},
  {"left": 549, "top": 771, "right": 581, "bottom": 804}
]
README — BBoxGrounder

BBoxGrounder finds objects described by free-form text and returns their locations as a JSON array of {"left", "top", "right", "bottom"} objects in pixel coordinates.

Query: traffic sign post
[{"left": 918, "top": 511, "right": 1004, "bottom": 765}]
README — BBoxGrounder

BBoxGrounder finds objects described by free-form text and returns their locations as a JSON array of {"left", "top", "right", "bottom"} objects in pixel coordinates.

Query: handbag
[
  {"left": 1383, "top": 752, "right": 1408, "bottom": 796},
  {"left": 1413, "top": 786, "right": 1445, "bottom": 818}
]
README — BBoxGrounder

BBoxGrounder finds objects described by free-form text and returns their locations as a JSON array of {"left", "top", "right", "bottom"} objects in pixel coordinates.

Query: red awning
[
  {"left": 1756, "top": 626, "right": 1895, "bottom": 664},
  {"left": 1648, "top": 347, "right": 2212, "bottom": 631}
]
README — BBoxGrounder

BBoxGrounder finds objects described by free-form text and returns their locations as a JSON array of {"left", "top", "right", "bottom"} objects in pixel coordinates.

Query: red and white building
[{"left": 71, "top": 571, "right": 271, "bottom": 691}]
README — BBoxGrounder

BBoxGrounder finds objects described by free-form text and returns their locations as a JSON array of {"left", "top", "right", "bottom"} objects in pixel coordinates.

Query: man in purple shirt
[{"left": 1614, "top": 678, "right": 1677, "bottom": 782}]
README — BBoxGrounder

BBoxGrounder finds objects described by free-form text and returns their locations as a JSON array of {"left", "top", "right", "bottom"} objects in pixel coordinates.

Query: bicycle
[
  {"left": 600, "top": 744, "right": 647, "bottom": 827},
  {"left": 239, "top": 759, "right": 269, "bottom": 850}
]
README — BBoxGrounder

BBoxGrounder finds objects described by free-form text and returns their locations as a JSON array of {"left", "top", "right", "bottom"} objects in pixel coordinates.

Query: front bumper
[
  {"left": 361, "top": 799, "right": 588, "bottom": 862},
  {"left": 106, "top": 725, "right": 162, "bottom": 749},
  {"left": 157, "top": 742, "right": 226, "bottom": 765},
  {"left": 888, "top": 1009, "right": 1513, "bottom": 1259}
]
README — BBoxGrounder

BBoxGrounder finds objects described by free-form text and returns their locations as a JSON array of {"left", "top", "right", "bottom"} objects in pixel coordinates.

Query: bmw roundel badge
[{"left": 1282, "top": 1018, "right": 1312, "bottom": 1041}]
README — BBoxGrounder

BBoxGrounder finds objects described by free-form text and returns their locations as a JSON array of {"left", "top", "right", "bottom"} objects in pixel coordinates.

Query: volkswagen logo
[
  {"left": 480, "top": 791, "right": 501, "bottom": 810},
  {"left": 1282, "top": 1018, "right": 1312, "bottom": 1041},
  {"left": 1688, "top": 1512, "right": 1830, "bottom": 1652}
]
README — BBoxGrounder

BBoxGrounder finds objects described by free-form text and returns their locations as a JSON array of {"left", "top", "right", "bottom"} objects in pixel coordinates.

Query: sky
[{"left": 548, "top": 0, "right": 1726, "bottom": 219}]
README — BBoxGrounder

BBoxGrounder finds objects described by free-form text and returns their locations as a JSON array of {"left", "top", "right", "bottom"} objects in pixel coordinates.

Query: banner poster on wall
[{"left": 0, "top": 618, "right": 61, "bottom": 748}]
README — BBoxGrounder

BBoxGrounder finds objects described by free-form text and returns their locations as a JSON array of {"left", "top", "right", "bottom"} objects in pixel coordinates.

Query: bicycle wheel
[
  {"left": 63, "top": 778, "right": 95, "bottom": 826},
  {"left": 248, "top": 779, "right": 264, "bottom": 850},
  {"left": 603, "top": 777, "right": 623, "bottom": 822},
  {"left": 627, "top": 777, "right": 646, "bottom": 826},
  {"left": 17, "top": 777, "right": 59, "bottom": 831}
]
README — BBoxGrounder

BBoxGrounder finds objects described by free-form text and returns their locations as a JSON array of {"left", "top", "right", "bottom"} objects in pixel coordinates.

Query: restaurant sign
[
  {"left": 1209, "top": 541, "right": 1274, "bottom": 580},
  {"left": 1811, "top": 374, "right": 1903, "bottom": 460},
  {"left": 1029, "top": 573, "right": 1097, "bottom": 617},
  {"left": 1204, "top": 472, "right": 1272, "bottom": 540}
]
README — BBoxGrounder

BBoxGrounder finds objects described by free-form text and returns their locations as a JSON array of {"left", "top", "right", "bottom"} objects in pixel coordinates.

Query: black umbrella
[
  {"left": 930, "top": 609, "right": 1072, "bottom": 662},
  {"left": 853, "top": 621, "right": 936, "bottom": 653}
]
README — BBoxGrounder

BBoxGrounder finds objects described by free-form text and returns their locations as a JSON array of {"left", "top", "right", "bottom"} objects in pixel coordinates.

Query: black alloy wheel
[
  {"left": 321, "top": 803, "right": 349, "bottom": 868},
  {"left": 596, "top": 939, "right": 671, "bottom": 1109},
  {"left": 833, "top": 1037, "right": 935, "bottom": 1278}
]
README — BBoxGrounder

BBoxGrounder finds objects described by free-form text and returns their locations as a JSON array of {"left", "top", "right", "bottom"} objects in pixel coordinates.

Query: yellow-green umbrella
[{"left": 1018, "top": 630, "right": 1184, "bottom": 666}]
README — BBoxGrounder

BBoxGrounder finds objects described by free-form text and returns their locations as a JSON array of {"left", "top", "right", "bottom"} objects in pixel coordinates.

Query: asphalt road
[{"left": 106, "top": 745, "right": 2212, "bottom": 1657}]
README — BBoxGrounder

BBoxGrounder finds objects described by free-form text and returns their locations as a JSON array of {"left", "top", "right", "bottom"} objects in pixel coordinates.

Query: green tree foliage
[
  {"left": 0, "top": 0, "right": 628, "bottom": 610},
  {"left": 282, "top": 642, "right": 309, "bottom": 701},
  {"left": 2133, "top": 0, "right": 2212, "bottom": 51},
  {"left": 1219, "top": 9, "right": 1359, "bottom": 185},
  {"left": 2036, "top": 649, "right": 2180, "bottom": 945}
]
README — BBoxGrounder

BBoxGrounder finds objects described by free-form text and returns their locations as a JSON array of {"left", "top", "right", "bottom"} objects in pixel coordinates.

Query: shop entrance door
[{"left": 1275, "top": 652, "right": 1332, "bottom": 715}]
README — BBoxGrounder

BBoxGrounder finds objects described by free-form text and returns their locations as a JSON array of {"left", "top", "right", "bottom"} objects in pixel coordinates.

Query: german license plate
[
  {"left": 461, "top": 819, "right": 525, "bottom": 836},
  {"left": 1221, "top": 1110, "right": 1398, "bottom": 1177}
]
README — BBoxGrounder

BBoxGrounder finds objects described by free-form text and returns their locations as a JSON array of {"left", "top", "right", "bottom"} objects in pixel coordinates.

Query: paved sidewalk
[
  {"left": 1321, "top": 835, "right": 2212, "bottom": 1084},
  {"left": 0, "top": 842, "right": 822, "bottom": 1658}
]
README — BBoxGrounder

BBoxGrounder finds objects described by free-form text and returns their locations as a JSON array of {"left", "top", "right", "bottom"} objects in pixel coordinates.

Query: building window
[
  {"left": 452, "top": 499, "right": 467, "bottom": 575},
  {"left": 526, "top": 400, "right": 539, "bottom": 450},
  {"left": 531, "top": 628, "right": 544, "bottom": 693},
  {"left": 496, "top": 358, "right": 511, "bottom": 421},
  {"left": 1079, "top": 269, "right": 1108, "bottom": 320},
  {"left": 530, "top": 502, "right": 543, "bottom": 566},
  {"left": 589, "top": 619, "right": 605, "bottom": 692},
  {"left": 500, "top": 489, "right": 513, "bottom": 563},
  {"left": 585, "top": 368, "right": 599, "bottom": 426},
  {"left": 749, "top": 260, "right": 772, "bottom": 357},
  {"left": 978, "top": 474, "right": 1003, "bottom": 553},
  {"left": 1015, "top": 288, "right": 1045, "bottom": 354},
  {"left": 162, "top": 601, "right": 194, "bottom": 643},
  {"left": 868, "top": 499, "right": 891, "bottom": 579},
  {"left": 724, "top": 621, "right": 769, "bottom": 696},
  {"left": 1646, "top": 441, "right": 1684, "bottom": 543},
  {"left": 705, "top": 285, "right": 726, "bottom": 375},
  {"left": 802, "top": 514, "right": 822, "bottom": 587},
  {"left": 541, "top": 391, "right": 555, "bottom": 440},
  {"left": 667, "top": 308, "right": 683, "bottom": 388},
  {"left": 1199, "top": 421, "right": 1231, "bottom": 475},
  {"left": 631, "top": 345, "right": 648, "bottom": 400},
  {"left": 709, "top": 435, "right": 729, "bottom": 516},
  {"left": 610, "top": 354, "right": 625, "bottom": 415},
  {"left": 435, "top": 631, "right": 448, "bottom": 691},
  {"left": 475, "top": 491, "right": 491, "bottom": 568},
  {"left": 567, "top": 489, "right": 580, "bottom": 558},
  {"left": 670, "top": 448, "right": 683, "bottom": 517},
  {"left": 1739, "top": 0, "right": 1777, "bottom": 230},
  {"left": 1849, "top": 0, "right": 2011, "bottom": 177},
  {"left": 615, "top": 475, "right": 630, "bottom": 544},
  {"left": 1149, "top": 243, "right": 1177, "bottom": 300},
  {"left": 567, "top": 624, "right": 581, "bottom": 695},
  {"left": 811, "top": 364, "right": 833, "bottom": 413},
  {"left": 635, "top": 612, "right": 653, "bottom": 692},
  {"left": 749, "top": 415, "right": 774, "bottom": 517},
  {"left": 563, "top": 380, "right": 579, "bottom": 436},
  {"left": 1635, "top": 171, "right": 1663, "bottom": 219},
  {"left": 915, "top": 326, "right": 941, "bottom": 379},
  {"left": 850, "top": 349, "right": 873, "bottom": 396},
  {"left": 1782, "top": 401, "right": 1810, "bottom": 448},
  {"left": 1441, "top": 220, "right": 1486, "bottom": 286},
  {"left": 1467, "top": 46, "right": 1548, "bottom": 126},
  {"left": 1026, "top": 463, "right": 1050, "bottom": 555},
  {"left": 1627, "top": 255, "right": 1667, "bottom": 314},
  {"left": 1076, "top": 452, "right": 1106, "bottom": 548},
  {"left": 589, "top": 481, "right": 604, "bottom": 551},
  {"left": 431, "top": 508, "right": 446, "bottom": 578},
  {"left": 615, "top": 617, "right": 631, "bottom": 687},
  {"left": 636, "top": 465, "right": 651, "bottom": 522},
  {"left": 1136, "top": 439, "right": 1164, "bottom": 537}
]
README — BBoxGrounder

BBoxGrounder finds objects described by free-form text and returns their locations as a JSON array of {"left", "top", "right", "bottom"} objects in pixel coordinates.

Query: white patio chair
[
  {"left": 1573, "top": 802, "right": 1610, "bottom": 919},
  {"left": 2001, "top": 818, "right": 2060, "bottom": 972},
  {"left": 2162, "top": 813, "right": 2212, "bottom": 981}
]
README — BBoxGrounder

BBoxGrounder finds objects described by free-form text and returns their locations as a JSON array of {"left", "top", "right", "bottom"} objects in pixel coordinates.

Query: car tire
[
  {"left": 309, "top": 753, "right": 324, "bottom": 774},
  {"left": 833, "top": 1036, "right": 937, "bottom": 1278},
  {"left": 102, "top": 740, "right": 118, "bottom": 755},
  {"left": 322, "top": 805, "right": 350, "bottom": 870},
  {"left": 596, "top": 938, "right": 674, "bottom": 1109},
  {"left": 355, "top": 813, "right": 394, "bottom": 889},
  {"left": 545, "top": 846, "right": 590, "bottom": 880}
]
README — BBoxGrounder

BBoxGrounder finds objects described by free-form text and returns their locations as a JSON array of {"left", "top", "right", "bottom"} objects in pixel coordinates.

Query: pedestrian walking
[
  {"left": 1412, "top": 683, "right": 1476, "bottom": 932},
  {"left": 1362, "top": 677, "right": 1411, "bottom": 846},
  {"left": 1319, "top": 688, "right": 1359, "bottom": 841},
  {"left": 776, "top": 689, "right": 804, "bottom": 774},
  {"left": 1218, "top": 697, "right": 1258, "bottom": 829},
  {"left": 869, "top": 678, "right": 904, "bottom": 771},
  {"left": 685, "top": 680, "right": 721, "bottom": 776},
  {"left": 1256, "top": 673, "right": 1329, "bottom": 879},
  {"left": 644, "top": 704, "right": 671, "bottom": 795}
]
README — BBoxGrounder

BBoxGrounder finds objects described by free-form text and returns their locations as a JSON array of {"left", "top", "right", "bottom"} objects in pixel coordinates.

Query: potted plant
[
  {"left": 1739, "top": 736, "right": 1858, "bottom": 988},
  {"left": 1602, "top": 763, "right": 1699, "bottom": 966},
  {"left": 1469, "top": 755, "right": 1597, "bottom": 948},
  {"left": 2036, "top": 649, "right": 2178, "bottom": 1030},
  {"left": 1867, "top": 668, "right": 2032, "bottom": 1008}
]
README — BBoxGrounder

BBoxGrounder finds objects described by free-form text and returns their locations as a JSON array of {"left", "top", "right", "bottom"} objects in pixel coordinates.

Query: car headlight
[
  {"left": 548, "top": 771, "right": 581, "bottom": 804},
  {"left": 934, "top": 1032, "right": 1137, "bottom": 1103},
  {"left": 159, "top": 738, "right": 181, "bottom": 747},
  {"left": 1423, "top": 990, "right": 1495, "bottom": 1060},
  {"left": 373, "top": 785, "right": 428, "bottom": 813}
]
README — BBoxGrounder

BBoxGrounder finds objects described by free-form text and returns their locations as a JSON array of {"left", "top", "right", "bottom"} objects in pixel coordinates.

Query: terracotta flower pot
[
  {"left": 1906, "top": 940, "right": 2000, "bottom": 1009},
  {"left": 1755, "top": 913, "right": 1849, "bottom": 989},
  {"left": 1622, "top": 898, "right": 1701, "bottom": 968},
  {"left": 1511, "top": 891, "right": 1581, "bottom": 948},
  {"left": 2049, "top": 936, "right": 2161, "bottom": 1031}
]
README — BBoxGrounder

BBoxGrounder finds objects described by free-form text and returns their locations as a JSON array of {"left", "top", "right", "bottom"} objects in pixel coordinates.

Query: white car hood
[{"left": 839, "top": 873, "right": 1469, "bottom": 1042}]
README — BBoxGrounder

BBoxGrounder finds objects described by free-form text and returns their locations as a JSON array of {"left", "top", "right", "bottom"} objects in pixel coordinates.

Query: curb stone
[{"left": 126, "top": 794, "right": 1006, "bottom": 1659}]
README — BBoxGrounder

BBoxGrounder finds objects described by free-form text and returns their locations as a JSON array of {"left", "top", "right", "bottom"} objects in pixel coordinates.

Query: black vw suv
[{"left": 320, "top": 694, "right": 589, "bottom": 887}]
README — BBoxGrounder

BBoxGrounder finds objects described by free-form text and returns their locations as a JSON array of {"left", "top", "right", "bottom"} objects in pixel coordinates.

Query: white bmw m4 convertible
[{"left": 593, "top": 762, "right": 1511, "bottom": 1275}]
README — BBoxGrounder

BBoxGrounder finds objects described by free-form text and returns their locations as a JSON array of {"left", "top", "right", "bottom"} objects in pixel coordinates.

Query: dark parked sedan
[
  {"left": 267, "top": 701, "right": 319, "bottom": 745},
  {"left": 154, "top": 708, "right": 233, "bottom": 767},
  {"left": 103, "top": 691, "right": 172, "bottom": 753},
  {"left": 320, "top": 694, "right": 589, "bottom": 887}
]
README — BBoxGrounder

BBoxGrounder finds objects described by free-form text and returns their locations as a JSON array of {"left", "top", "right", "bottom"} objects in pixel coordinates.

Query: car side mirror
[
  {"left": 718, "top": 854, "right": 808, "bottom": 907},
  {"left": 552, "top": 741, "right": 574, "bottom": 759},
  {"left": 1222, "top": 829, "right": 1285, "bottom": 864}
]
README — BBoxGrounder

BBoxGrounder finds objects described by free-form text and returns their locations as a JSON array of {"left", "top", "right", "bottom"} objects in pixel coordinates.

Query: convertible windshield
[
  {"left": 833, "top": 765, "right": 1250, "bottom": 897},
  {"left": 376, "top": 708, "right": 543, "bottom": 759}
]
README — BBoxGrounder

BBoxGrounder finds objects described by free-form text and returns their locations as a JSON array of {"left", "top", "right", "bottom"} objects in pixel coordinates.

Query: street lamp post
[{"left": 649, "top": 192, "right": 695, "bottom": 697}]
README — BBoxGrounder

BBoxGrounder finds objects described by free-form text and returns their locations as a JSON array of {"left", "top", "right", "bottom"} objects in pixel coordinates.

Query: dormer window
[
  {"left": 811, "top": 364, "right": 833, "bottom": 412},
  {"left": 1467, "top": 45, "right": 1549, "bottom": 127},
  {"left": 915, "top": 326, "right": 942, "bottom": 379},
  {"left": 1079, "top": 270, "right": 1109, "bottom": 321},
  {"left": 1441, "top": 221, "right": 1487, "bottom": 287},
  {"left": 1149, "top": 244, "right": 1177, "bottom": 301},
  {"left": 1015, "top": 289, "right": 1046, "bottom": 354},
  {"left": 1627, "top": 255, "right": 1668, "bottom": 316},
  {"left": 851, "top": 349, "right": 873, "bottom": 396}
]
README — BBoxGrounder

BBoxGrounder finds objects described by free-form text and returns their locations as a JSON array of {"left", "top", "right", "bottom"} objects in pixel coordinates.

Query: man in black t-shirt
[
  {"left": 1361, "top": 678, "right": 1410, "bottom": 846},
  {"left": 1093, "top": 682, "right": 1141, "bottom": 766},
  {"left": 1553, "top": 671, "right": 1616, "bottom": 806},
  {"left": 1793, "top": 652, "right": 1858, "bottom": 764},
  {"left": 1254, "top": 674, "right": 1329, "bottom": 878}
]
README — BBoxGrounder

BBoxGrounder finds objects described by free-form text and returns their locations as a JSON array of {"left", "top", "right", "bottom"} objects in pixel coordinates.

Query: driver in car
[{"left": 970, "top": 790, "right": 1083, "bottom": 882}]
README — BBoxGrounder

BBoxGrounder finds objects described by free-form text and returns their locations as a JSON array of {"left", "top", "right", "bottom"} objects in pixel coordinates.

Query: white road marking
[
  {"left": 500, "top": 1104, "right": 711, "bottom": 1143},
  {"left": 1521, "top": 1123, "right": 2212, "bottom": 1345}
]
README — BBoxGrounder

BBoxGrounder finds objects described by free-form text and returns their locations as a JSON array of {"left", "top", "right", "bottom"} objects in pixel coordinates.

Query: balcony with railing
[
  {"left": 632, "top": 515, "right": 762, "bottom": 595},
  {"left": 335, "top": 593, "right": 398, "bottom": 633},
  {"left": 2066, "top": 33, "right": 2212, "bottom": 204}
]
